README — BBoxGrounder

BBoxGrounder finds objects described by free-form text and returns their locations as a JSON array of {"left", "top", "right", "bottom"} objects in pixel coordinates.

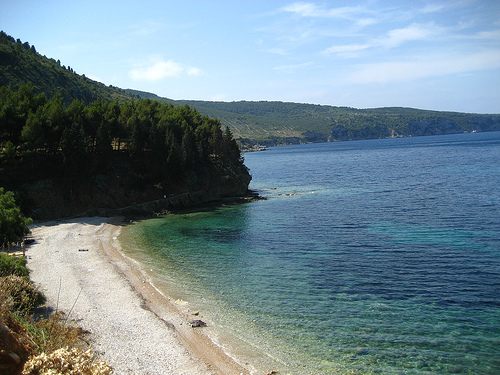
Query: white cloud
[
  {"left": 474, "top": 29, "right": 500, "bottom": 40},
  {"left": 420, "top": 3, "right": 446, "bottom": 14},
  {"left": 348, "top": 50, "right": 500, "bottom": 84},
  {"left": 187, "top": 67, "right": 202, "bottom": 77},
  {"left": 356, "top": 18, "right": 378, "bottom": 27},
  {"left": 324, "top": 23, "right": 440, "bottom": 57},
  {"left": 281, "top": 2, "right": 363, "bottom": 18},
  {"left": 383, "top": 24, "right": 435, "bottom": 48},
  {"left": 129, "top": 59, "right": 202, "bottom": 81}
]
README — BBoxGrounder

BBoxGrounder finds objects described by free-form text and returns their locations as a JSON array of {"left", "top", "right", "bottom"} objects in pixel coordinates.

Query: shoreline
[{"left": 26, "top": 217, "right": 251, "bottom": 375}]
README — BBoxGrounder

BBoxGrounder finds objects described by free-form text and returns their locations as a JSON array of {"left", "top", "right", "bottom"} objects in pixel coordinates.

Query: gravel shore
[{"left": 26, "top": 217, "right": 248, "bottom": 375}]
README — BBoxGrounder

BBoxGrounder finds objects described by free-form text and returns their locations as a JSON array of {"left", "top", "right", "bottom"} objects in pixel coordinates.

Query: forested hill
[
  {"left": 2, "top": 30, "right": 500, "bottom": 147},
  {"left": 169, "top": 101, "right": 500, "bottom": 145},
  {"left": 0, "top": 31, "right": 132, "bottom": 103},
  {"left": 0, "top": 32, "right": 251, "bottom": 219},
  {"left": 128, "top": 95, "right": 500, "bottom": 146}
]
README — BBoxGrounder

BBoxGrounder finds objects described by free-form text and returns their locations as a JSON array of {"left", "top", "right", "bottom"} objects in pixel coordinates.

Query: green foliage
[
  {"left": 0, "top": 82, "right": 250, "bottom": 217},
  {"left": 0, "top": 31, "right": 130, "bottom": 103},
  {"left": 0, "top": 187, "right": 32, "bottom": 247},
  {"left": 0, "top": 252, "right": 29, "bottom": 276},
  {"left": 0, "top": 275, "right": 45, "bottom": 314},
  {"left": 0, "top": 140, "right": 16, "bottom": 162},
  {"left": 174, "top": 100, "right": 500, "bottom": 143}
]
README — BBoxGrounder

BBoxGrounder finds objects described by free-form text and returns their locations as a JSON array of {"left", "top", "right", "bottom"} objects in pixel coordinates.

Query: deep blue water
[{"left": 121, "top": 132, "right": 500, "bottom": 374}]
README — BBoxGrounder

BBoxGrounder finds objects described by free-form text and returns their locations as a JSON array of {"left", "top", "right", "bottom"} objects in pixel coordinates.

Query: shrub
[
  {"left": 0, "top": 187, "right": 32, "bottom": 247},
  {"left": 26, "top": 313, "right": 83, "bottom": 354},
  {"left": 0, "top": 253, "right": 29, "bottom": 277},
  {"left": 22, "top": 347, "right": 112, "bottom": 375},
  {"left": 0, "top": 275, "right": 45, "bottom": 316}
]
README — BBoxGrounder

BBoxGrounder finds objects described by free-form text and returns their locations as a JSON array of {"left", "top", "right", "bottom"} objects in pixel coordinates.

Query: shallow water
[{"left": 121, "top": 132, "right": 500, "bottom": 374}]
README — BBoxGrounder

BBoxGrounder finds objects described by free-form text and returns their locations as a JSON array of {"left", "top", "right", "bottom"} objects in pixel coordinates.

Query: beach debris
[
  {"left": 78, "top": 248, "right": 89, "bottom": 252},
  {"left": 190, "top": 319, "right": 207, "bottom": 328},
  {"left": 265, "top": 371, "right": 279, "bottom": 375},
  {"left": 191, "top": 311, "right": 200, "bottom": 316}
]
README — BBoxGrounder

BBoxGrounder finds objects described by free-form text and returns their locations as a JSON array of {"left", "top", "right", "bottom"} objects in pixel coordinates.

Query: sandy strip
[{"left": 26, "top": 217, "right": 250, "bottom": 375}]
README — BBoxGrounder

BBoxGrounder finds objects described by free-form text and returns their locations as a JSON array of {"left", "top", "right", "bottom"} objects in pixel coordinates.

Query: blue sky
[{"left": 1, "top": 0, "right": 500, "bottom": 113}]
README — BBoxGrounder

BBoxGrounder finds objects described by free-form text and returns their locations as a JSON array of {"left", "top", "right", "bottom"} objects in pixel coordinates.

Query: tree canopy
[
  {"left": 0, "top": 84, "right": 250, "bottom": 217},
  {"left": 0, "top": 187, "right": 32, "bottom": 247}
]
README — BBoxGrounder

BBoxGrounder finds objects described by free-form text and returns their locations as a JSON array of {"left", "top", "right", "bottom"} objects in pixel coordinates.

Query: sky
[{"left": 1, "top": 0, "right": 500, "bottom": 113}]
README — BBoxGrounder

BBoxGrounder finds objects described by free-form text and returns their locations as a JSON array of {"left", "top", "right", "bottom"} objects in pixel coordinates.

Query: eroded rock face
[
  {"left": 0, "top": 321, "right": 30, "bottom": 375},
  {"left": 10, "top": 162, "right": 252, "bottom": 220}
]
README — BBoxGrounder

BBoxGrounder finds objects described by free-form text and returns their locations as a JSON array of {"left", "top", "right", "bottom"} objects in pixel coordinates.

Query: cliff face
[
  {"left": 9, "top": 169, "right": 251, "bottom": 220},
  {"left": 1, "top": 152, "right": 252, "bottom": 220}
]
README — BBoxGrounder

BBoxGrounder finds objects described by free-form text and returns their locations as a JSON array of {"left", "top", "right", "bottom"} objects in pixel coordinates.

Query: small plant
[
  {"left": 0, "top": 273, "right": 112, "bottom": 374},
  {"left": 0, "top": 275, "right": 45, "bottom": 316},
  {"left": 0, "top": 253, "right": 30, "bottom": 277},
  {"left": 26, "top": 313, "right": 83, "bottom": 354}
]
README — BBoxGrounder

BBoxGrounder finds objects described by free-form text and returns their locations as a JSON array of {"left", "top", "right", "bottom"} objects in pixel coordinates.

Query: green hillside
[
  {"left": 0, "top": 32, "right": 251, "bottom": 219},
  {"left": 128, "top": 95, "right": 500, "bottom": 146},
  {"left": 2, "top": 31, "right": 500, "bottom": 146},
  {"left": 173, "top": 100, "right": 500, "bottom": 145},
  {"left": 0, "top": 31, "right": 130, "bottom": 102}
]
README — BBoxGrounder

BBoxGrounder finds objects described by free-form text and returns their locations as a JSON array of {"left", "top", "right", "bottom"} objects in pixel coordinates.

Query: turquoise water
[{"left": 121, "top": 132, "right": 500, "bottom": 374}]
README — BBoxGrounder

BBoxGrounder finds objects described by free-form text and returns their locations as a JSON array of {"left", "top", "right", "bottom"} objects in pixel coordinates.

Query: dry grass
[
  {"left": 22, "top": 347, "right": 112, "bottom": 375},
  {"left": 0, "top": 274, "right": 112, "bottom": 374},
  {"left": 0, "top": 275, "right": 45, "bottom": 317},
  {"left": 19, "top": 312, "right": 84, "bottom": 355}
]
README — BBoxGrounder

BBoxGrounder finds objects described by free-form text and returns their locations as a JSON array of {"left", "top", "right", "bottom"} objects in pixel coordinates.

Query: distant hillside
[
  {"left": 0, "top": 31, "right": 130, "bottom": 103},
  {"left": 172, "top": 100, "right": 500, "bottom": 145},
  {"left": 129, "top": 95, "right": 500, "bottom": 146},
  {"left": 2, "top": 31, "right": 499, "bottom": 145}
]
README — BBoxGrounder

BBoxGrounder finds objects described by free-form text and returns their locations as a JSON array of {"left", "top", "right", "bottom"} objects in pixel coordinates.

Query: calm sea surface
[{"left": 120, "top": 132, "right": 500, "bottom": 374}]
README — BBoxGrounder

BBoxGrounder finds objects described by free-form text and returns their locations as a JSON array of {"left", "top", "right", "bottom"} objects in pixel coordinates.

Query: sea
[{"left": 120, "top": 131, "right": 500, "bottom": 374}]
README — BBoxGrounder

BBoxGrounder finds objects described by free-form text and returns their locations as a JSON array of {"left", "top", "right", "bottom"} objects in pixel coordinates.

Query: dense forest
[{"left": 0, "top": 83, "right": 250, "bottom": 218}]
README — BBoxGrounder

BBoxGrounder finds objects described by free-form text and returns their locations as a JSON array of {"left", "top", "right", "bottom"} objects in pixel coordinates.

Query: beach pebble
[{"left": 27, "top": 218, "right": 214, "bottom": 375}]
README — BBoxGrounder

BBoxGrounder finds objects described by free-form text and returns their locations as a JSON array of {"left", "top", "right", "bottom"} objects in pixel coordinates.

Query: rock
[
  {"left": 190, "top": 320, "right": 207, "bottom": 328},
  {"left": 0, "top": 321, "right": 30, "bottom": 375}
]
